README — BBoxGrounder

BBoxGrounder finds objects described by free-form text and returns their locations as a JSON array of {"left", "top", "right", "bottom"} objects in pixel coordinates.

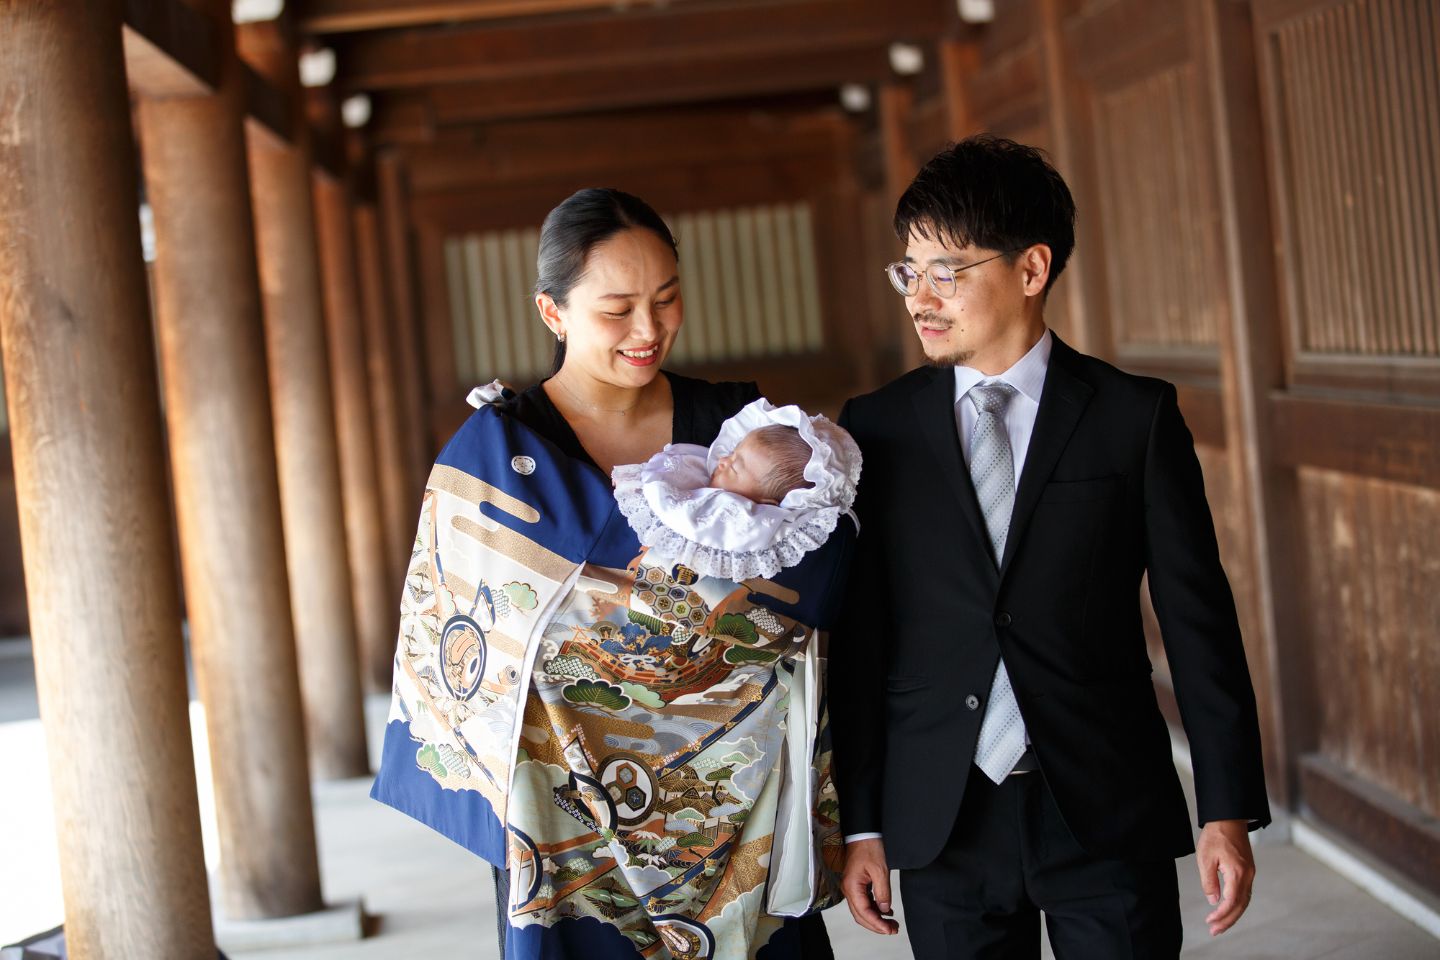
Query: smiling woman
[
  {"left": 372, "top": 187, "right": 840, "bottom": 960},
  {"left": 526, "top": 189, "right": 686, "bottom": 476}
]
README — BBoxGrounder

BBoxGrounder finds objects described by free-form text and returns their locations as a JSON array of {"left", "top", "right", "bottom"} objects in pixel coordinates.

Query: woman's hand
[{"left": 841, "top": 837, "right": 900, "bottom": 935}]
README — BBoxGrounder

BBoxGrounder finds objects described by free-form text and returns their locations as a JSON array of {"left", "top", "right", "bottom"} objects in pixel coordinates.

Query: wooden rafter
[
  {"left": 122, "top": 0, "right": 220, "bottom": 96},
  {"left": 330, "top": 0, "right": 948, "bottom": 91},
  {"left": 400, "top": 106, "right": 846, "bottom": 193},
  {"left": 123, "top": 0, "right": 296, "bottom": 146},
  {"left": 297, "top": 0, "right": 688, "bottom": 33},
  {"left": 370, "top": 42, "right": 894, "bottom": 135}
]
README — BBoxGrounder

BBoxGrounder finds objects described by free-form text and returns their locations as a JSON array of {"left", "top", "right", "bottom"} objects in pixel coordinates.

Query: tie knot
[{"left": 969, "top": 381, "right": 1018, "bottom": 415}]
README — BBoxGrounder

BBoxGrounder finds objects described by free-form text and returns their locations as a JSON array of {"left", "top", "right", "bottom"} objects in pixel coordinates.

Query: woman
[{"left": 372, "top": 189, "right": 849, "bottom": 959}]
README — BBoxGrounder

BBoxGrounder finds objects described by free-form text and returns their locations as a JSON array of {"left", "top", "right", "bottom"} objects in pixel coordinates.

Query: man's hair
[
  {"left": 894, "top": 135, "right": 1077, "bottom": 294},
  {"left": 749, "top": 425, "right": 814, "bottom": 504}
]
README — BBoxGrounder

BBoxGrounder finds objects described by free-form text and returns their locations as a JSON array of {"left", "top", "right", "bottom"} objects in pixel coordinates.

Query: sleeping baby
[{"left": 612, "top": 398, "right": 862, "bottom": 581}]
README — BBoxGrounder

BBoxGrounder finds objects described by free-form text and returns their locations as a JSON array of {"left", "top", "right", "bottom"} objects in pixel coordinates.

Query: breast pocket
[
  {"left": 885, "top": 674, "right": 930, "bottom": 694},
  {"left": 1038, "top": 474, "right": 1123, "bottom": 504}
]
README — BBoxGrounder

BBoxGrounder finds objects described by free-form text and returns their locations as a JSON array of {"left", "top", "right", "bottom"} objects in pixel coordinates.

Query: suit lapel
[
  {"left": 999, "top": 336, "right": 1094, "bottom": 576},
  {"left": 910, "top": 368, "right": 998, "bottom": 585}
]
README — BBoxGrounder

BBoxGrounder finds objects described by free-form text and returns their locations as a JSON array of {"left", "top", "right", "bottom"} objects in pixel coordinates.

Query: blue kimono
[{"left": 372, "top": 398, "right": 852, "bottom": 959}]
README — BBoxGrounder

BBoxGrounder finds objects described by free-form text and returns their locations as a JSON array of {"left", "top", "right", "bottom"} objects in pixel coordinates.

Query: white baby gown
[{"left": 612, "top": 398, "right": 862, "bottom": 581}]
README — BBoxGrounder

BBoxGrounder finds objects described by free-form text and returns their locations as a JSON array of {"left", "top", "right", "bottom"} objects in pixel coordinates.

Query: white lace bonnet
[{"left": 612, "top": 398, "right": 862, "bottom": 581}]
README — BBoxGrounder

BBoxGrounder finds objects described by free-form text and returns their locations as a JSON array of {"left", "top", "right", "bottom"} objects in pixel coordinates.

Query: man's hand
[
  {"left": 1197, "top": 819, "right": 1255, "bottom": 936},
  {"left": 841, "top": 837, "right": 900, "bottom": 935}
]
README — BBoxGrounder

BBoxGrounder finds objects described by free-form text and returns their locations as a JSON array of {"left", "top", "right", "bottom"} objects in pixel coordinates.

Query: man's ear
[{"left": 1020, "top": 244, "right": 1053, "bottom": 297}]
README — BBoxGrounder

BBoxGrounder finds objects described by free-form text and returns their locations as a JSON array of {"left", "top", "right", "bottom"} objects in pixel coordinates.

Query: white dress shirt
[{"left": 845, "top": 329, "right": 1053, "bottom": 845}]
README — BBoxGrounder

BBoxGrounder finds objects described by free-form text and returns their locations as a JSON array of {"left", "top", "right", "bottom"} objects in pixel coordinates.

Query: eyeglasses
[{"left": 884, "top": 250, "right": 1019, "bottom": 298}]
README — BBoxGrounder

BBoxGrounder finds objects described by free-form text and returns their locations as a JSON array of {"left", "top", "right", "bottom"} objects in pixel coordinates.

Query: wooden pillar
[
  {"left": 879, "top": 82, "right": 924, "bottom": 369},
  {"left": 939, "top": 38, "right": 981, "bottom": 141},
  {"left": 240, "top": 22, "right": 370, "bottom": 779},
  {"left": 355, "top": 203, "right": 414, "bottom": 592},
  {"left": 0, "top": 3, "right": 216, "bottom": 956},
  {"left": 416, "top": 223, "right": 463, "bottom": 422},
  {"left": 1199, "top": 0, "right": 1311, "bottom": 807},
  {"left": 134, "top": 3, "right": 327, "bottom": 919},
  {"left": 376, "top": 152, "right": 432, "bottom": 489},
  {"left": 1036, "top": 0, "right": 1114, "bottom": 358},
  {"left": 819, "top": 122, "right": 879, "bottom": 394},
  {"left": 313, "top": 176, "right": 394, "bottom": 692}
]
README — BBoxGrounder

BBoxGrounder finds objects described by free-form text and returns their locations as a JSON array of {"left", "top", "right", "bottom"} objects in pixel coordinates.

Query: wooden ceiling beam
[
  {"left": 401, "top": 107, "right": 847, "bottom": 193},
  {"left": 122, "top": 0, "right": 220, "bottom": 97},
  {"left": 411, "top": 42, "right": 893, "bottom": 127},
  {"left": 122, "top": 0, "right": 297, "bottom": 146},
  {"left": 242, "top": 62, "right": 295, "bottom": 145},
  {"left": 297, "top": 0, "right": 684, "bottom": 33},
  {"left": 331, "top": 0, "right": 948, "bottom": 90},
  {"left": 408, "top": 151, "right": 841, "bottom": 233}
]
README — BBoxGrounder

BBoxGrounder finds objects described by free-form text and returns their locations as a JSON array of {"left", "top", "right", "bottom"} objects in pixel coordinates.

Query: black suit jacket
[{"left": 831, "top": 334, "right": 1270, "bottom": 870}]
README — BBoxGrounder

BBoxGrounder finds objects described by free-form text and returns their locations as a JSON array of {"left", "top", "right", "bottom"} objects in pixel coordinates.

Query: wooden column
[
  {"left": 134, "top": 3, "right": 326, "bottom": 919},
  {"left": 879, "top": 82, "right": 924, "bottom": 369},
  {"left": 313, "top": 176, "right": 394, "bottom": 692},
  {"left": 240, "top": 22, "right": 370, "bottom": 779},
  {"left": 355, "top": 203, "right": 413, "bottom": 591},
  {"left": 939, "top": 38, "right": 981, "bottom": 141},
  {"left": 819, "top": 122, "right": 879, "bottom": 394},
  {"left": 376, "top": 152, "right": 432, "bottom": 490},
  {"left": 0, "top": 3, "right": 215, "bottom": 956},
  {"left": 1199, "top": 0, "right": 1311, "bottom": 806},
  {"left": 1036, "top": 0, "right": 1113, "bottom": 358},
  {"left": 416, "top": 223, "right": 463, "bottom": 428}
]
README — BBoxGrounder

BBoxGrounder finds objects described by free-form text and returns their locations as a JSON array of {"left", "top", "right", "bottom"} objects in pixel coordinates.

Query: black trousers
[{"left": 899, "top": 769, "right": 1181, "bottom": 960}]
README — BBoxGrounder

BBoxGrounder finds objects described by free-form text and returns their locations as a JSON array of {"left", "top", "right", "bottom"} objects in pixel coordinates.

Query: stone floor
[
  {"left": 2, "top": 637, "right": 1436, "bottom": 958},
  {"left": 233, "top": 773, "right": 1439, "bottom": 960}
]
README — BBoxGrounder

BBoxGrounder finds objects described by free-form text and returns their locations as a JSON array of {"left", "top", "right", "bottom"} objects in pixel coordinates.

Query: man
[{"left": 830, "top": 136, "right": 1270, "bottom": 958}]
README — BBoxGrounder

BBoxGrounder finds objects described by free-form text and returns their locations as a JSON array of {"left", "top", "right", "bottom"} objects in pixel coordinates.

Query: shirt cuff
[{"left": 844, "top": 832, "right": 882, "bottom": 844}]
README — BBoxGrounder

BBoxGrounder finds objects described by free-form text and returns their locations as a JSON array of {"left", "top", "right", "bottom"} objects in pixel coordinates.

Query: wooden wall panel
[
  {"left": 1299, "top": 466, "right": 1440, "bottom": 819},
  {"left": 1265, "top": 0, "right": 1440, "bottom": 362},
  {"left": 1140, "top": 443, "right": 1272, "bottom": 726},
  {"left": 1198, "top": 443, "right": 1274, "bottom": 746},
  {"left": 1093, "top": 63, "right": 1224, "bottom": 350}
]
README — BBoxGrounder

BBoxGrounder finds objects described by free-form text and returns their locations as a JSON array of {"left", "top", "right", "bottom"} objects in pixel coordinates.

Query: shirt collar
[{"left": 953, "top": 328, "right": 1053, "bottom": 407}]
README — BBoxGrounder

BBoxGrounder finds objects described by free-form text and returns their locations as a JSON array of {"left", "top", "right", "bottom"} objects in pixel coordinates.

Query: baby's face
[{"left": 709, "top": 434, "right": 780, "bottom": 505}]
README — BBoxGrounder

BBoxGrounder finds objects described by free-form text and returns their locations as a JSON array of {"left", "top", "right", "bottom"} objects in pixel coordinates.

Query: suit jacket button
[
  {"left": 965, "top": 694, "right": 980, "bottom": 710},
  {"left": 994, "top": 612, "right": 1012, "bottom": 628}
]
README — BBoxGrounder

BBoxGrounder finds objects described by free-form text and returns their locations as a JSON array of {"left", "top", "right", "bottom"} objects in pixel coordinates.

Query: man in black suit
[{"left": 831, "top": 136, "right": 1270, "bottom": 958}]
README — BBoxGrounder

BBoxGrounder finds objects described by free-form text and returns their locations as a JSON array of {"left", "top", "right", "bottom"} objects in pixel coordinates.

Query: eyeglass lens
[{"left": 887, "top": 262, "right": 956, "bottom": 297}]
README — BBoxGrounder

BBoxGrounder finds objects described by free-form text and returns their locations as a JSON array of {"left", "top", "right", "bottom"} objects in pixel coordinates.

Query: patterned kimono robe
[{"left": 372, "top": 403, "right": 851, "bottom": 959}]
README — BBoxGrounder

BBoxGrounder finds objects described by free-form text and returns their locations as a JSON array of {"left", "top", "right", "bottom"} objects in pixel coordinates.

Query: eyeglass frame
[{"left": 883, "top": 248, "right": 1025, "bottom": 299}]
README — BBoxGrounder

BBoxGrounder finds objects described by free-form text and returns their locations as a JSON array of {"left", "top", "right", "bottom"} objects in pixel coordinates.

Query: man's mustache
[{"left": 912, "top": 312, "right": 951, "bottom": 328}]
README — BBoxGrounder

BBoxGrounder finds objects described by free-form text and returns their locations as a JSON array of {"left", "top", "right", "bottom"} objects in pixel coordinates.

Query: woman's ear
[
  {"left": 1021, "top": 244, "right": 1053, "bottom": 297},
  {"left": 536, "top": 292, "right": 565, "bottom": 339}
]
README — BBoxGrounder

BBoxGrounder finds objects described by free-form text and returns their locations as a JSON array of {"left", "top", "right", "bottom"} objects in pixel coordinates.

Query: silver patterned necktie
[{"left": 967, "top": 381, "right": 1030, "bottom": 784}]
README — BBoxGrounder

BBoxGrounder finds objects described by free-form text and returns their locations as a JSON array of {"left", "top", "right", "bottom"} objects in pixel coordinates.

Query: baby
[
  {"left": 708, "top": 424, "right": 816, "bottom": 506},
  {"left": 613, "top": 398, "right": 861, "bottom": 581}
]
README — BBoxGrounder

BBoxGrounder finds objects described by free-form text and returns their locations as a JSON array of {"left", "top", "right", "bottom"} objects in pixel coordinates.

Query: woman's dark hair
[
  {"left": 536, "top": 188, "right": 679, "bottom": 372},
  {"left": 894, "top": 135, "right": 1076, "bottom": 295}
]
